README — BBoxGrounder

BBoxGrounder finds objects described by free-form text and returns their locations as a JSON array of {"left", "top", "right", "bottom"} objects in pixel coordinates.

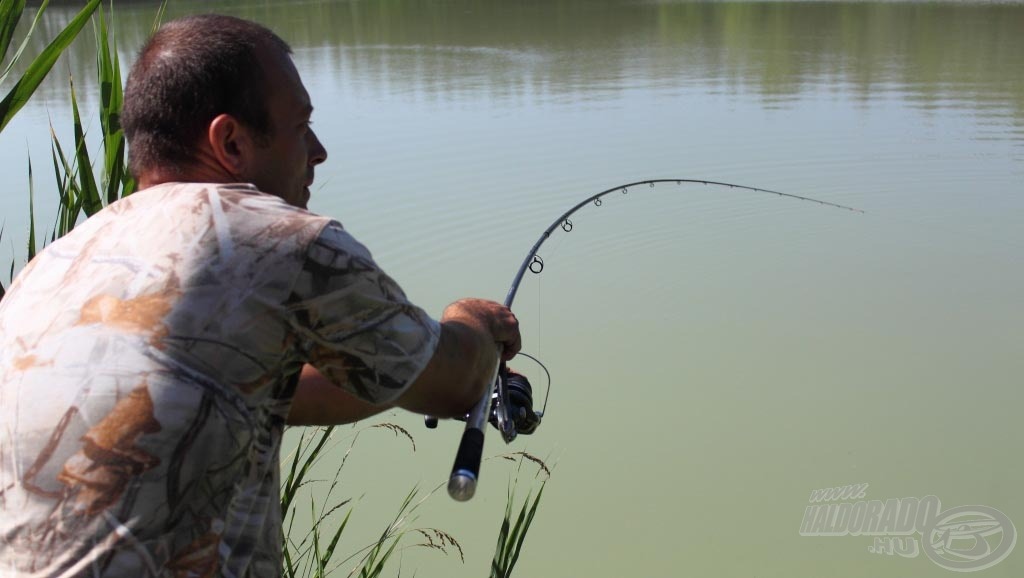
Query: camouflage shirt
[{"left": 0, "top": 183, "right": 440, "bottom": 577}]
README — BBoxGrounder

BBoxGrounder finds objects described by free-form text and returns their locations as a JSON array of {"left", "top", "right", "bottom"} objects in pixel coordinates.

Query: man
[{"left": 0, "top": 14, "right": 520, "bottom": 577}]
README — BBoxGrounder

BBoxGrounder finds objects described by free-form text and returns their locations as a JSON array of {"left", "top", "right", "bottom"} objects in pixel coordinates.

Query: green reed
[
  {"left": 1, "top": 0, "right": 101, "bottom": 294},
  {"left": 281, "top": 424, "right": 465, "bottom": 578},
  {"left": 284, "top": 424, "right": 550, "bottom": 578},
  {"left": 490, "top": 452, "right": 549, "bottom": 578},
  {"left": 1, "top": 0, "right": 135, "bottom": 290},
  {"left": 47, "top": 2, "right": 137, "bottom": 241}
]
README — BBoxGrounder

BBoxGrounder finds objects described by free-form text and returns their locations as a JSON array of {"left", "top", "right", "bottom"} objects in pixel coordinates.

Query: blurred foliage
[{"left": 1, "top": 0, "right": 101, "bottom": 133}]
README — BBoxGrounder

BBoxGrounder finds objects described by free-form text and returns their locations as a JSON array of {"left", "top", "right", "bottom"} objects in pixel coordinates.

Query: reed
[
  {"left": 490, "top": 452, "right": 550, "bottom": 578},
  {"left": 47, "top": 1, "right": 137, "bottom": 242},
  {"left": 1, "top": 0, "right": 102, "bottom": 293},
  {"left": 284, "top": 425, "right": 551, "bottom": 578},
  {"left": 281, "top": 424, "right": 466, "bottom": 578}
]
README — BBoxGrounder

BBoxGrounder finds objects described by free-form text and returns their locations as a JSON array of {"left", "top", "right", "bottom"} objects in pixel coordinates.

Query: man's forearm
[
  {"left": 391, "top": 318, "right": 498, "bottom": 417},
  {"left": 287, "top": 364, "right": 392, "bottom": 425}
]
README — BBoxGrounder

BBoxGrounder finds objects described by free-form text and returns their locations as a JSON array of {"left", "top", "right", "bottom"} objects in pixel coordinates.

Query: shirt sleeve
[{"left": 287, "top": 221, "right": 441, "bottom": 404}]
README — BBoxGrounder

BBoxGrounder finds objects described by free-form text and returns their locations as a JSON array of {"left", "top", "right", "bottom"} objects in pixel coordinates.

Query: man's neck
[{"left": 137, "top": 158, "right": 238, "bottom": 191}]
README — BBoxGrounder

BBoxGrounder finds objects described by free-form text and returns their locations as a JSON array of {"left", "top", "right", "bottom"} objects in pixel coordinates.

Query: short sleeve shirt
[{"left": 0, "top": 183, "right": 440, "bottom": 577}]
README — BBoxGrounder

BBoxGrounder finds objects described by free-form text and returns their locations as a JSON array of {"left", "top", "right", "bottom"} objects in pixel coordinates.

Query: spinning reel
[{"left": 424, "top": 364, "right": 546, "bottom": 440}]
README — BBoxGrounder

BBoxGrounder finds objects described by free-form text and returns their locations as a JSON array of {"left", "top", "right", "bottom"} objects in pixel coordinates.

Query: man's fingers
[
  {"left": 501, "top": 341, "right": 520, "bottom": 361},
  {"left": 441, "top": 298, "right": 522, "bottom": 360},
  {"left": 492, "top": 308, "right": 521, "bottom": 360}
]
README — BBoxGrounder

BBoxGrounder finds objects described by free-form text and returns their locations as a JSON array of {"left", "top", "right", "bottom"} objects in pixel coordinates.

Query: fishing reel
[
  {"left": 424, "top": 367, "right": 544, "bottom": 441},
  {"left": 501, "top": 370, "right": 543, "bottom": 435},
  {"left": 428, "top": 352, "right": 551, "bottom": 501}
]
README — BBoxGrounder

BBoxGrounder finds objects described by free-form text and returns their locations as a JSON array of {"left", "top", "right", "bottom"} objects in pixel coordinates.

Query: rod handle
[{"left": 447, "top": 427, "right": 485, "bottom": 501}]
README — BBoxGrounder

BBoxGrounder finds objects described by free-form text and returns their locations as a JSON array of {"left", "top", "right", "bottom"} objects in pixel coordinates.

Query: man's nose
[{"left": 309, "top": 130, "right": 327, "bottom": 165}]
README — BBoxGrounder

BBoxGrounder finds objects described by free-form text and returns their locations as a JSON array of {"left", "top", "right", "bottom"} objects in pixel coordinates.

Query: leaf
[
  {"left": 282, "top": 426, "right": 335, "bottom": 516},
  {"left": 5, "top": 254, "right": 13, "bottom": 300},
  {"left": 504, "top": 485, "right": 544, "bottom": 577},
  {"left": 94, "top": 4, "right": 126, "bottom": 205},
  {"left": 311, "top": 499, "right": 322, "bottom": 576},
  {"left": 50, "top": 122, "right": 79, "bottom": 237},
  {"left": 26, "top": 151, "right": 35, "bottom": 260},
  {"left": 151, "top": 0, "right": 168, "bottom": 36},
  {"left": 491, "top": 483, "right": 546, "bottom": 578},
  {"left": 321, "top": 509, "right": 353, "bottom": 574},
  {"left": 2, "top": 0, "right": 51, "bottom": 87},
  {"left": 0, "top": 223, "right": 6, "bottom": 300},
  {"left": 0, "top": 0, "right": 27, "bottom": 69},
  {"left": 282, "top": 544, "right": 296, "bottom": 578},
  {"left": 0, "top": 0, "right": 102, "bottom": 133},
  {"left": 492, "top": 501, "right": 512, "bottom": 572},
  {"left": 69, "top": 76, "right": 101, "bottom": 216}
]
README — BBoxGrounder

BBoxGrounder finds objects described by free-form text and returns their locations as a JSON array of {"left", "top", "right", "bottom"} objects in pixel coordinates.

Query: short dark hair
[{"left": 121, "top": 14, "right": 291, "bottom": 178}]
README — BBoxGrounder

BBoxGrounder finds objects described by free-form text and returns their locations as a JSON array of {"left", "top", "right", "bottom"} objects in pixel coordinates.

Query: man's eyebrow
[{"left": 300, "top": 104, "right": 314, "bottom": 117}]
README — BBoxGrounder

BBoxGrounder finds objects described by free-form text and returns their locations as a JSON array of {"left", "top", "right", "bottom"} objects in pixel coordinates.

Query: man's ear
[{"left": 207, "top": 114, "right": 256, "bottom": 178}]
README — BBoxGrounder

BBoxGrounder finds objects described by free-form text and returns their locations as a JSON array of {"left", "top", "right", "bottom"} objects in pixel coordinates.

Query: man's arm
[
  {"left": 288, "top": 364, "right": 392, "bottom": 425},
  {"left": 287, "top": 298, "right": 520, "bottom": 426}
]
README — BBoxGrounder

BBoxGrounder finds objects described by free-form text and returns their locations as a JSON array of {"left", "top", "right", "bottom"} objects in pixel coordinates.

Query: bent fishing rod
[{"left": 429, "top": 178, "right": 863, "bottom": 501}]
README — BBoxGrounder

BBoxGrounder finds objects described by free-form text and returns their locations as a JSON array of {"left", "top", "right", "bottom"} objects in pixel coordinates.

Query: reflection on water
[
  {"left": 2, "top": 2, "right": 1023, "bottom": 578},
  {"left": 12, "top": 0, "right": 1024, "bottom": 119}
]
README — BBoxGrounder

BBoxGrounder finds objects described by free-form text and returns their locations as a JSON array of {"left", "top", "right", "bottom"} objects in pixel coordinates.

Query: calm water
[{"left": 2, "top": 1, "right": 1023, "bottom": 576}]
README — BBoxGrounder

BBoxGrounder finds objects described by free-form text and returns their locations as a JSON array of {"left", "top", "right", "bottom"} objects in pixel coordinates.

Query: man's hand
[{"left": 440, "top": 298, "right": 521, "bottom": 361}]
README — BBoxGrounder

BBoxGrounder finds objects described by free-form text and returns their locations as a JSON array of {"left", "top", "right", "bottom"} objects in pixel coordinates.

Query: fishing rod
[{"left": 432, "top": 178, "right": 863, "bottom": 501}]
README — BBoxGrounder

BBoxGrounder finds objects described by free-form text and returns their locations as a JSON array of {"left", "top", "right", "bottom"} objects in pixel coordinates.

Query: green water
[{"left": 2, "top": 1, "right": 1022, "bottom": 576}]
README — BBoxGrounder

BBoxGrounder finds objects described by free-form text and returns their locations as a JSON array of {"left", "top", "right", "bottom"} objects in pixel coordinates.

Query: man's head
[{"left": 122, "top": 14, "right": 326, "bottom": 208}]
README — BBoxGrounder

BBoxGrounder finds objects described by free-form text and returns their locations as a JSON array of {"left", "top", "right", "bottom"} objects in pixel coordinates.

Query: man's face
[{"left": 245, "top": 46, "right": 327, "bottom": 209}]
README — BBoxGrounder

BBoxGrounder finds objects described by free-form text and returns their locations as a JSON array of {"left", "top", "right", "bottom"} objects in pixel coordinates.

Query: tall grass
[
  {"left": 491, "top": 485, "right": 545, "bottom": 578},
  {"left": 1, "top": 0, "right": 103, "bottom": 294},
  {"left": 284, "top": 424, "right": 550, "bottom": 578},
  {"left": 1, "top": 0, "right": 130, "bottom": 293},
  {"left": 47, "top": 3, "right": 136, "bottom": 243},
  {"left": 490, "top": 453, "right": 549, "bottom": 578},
  {"left": 281, "top": 424, "right": 466, "bottom": 578}
]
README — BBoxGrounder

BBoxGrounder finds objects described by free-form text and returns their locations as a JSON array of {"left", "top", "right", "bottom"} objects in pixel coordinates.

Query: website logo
[{"left": 799, "top": 484, "right": 1016, "bottom": 572}]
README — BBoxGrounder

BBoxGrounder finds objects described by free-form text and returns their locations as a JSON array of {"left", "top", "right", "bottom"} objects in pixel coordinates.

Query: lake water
[{"left": 2, "top": 1, "right": 1023, "bottom": 576}]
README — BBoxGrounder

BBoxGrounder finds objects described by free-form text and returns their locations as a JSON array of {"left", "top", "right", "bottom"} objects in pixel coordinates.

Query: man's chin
[{"left": 281, "top": 188, "right": 310, "bottom": 209}]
